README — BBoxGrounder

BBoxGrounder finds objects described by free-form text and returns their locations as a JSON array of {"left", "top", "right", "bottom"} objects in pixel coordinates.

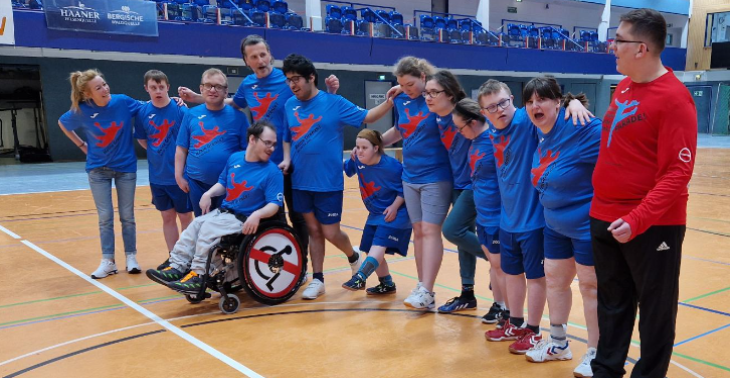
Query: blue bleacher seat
[
  {"left": 560, "top": 28, "right": 571, "bottom": 39},
  {"left": 580, "top": 30, "right": 591, "bottom": 42},
  {"left": 239, "top": 0, "right": 253, "bottom": 12},
  {"left": 29, "top": 0, "right": 43, "bottom": 9},
  {"left": 446, "top": 18, "right": 457, "bottom": 30},
  {"left": 343, "top": 19, "right": 356, "bottom": 35},
  {"left": 528, "top": 25, "right": 539, "bottom": 48},
  {"left": 406, "top": 24, "right": 419, "bottom": 40},
  {"left": 461, "top": 30, "right": 471, "bottom": 43},
  {"left": 374, "top": 22, "right": 391, "bottom": 38},
  {"left": 326, "top": 5, "right": 341, "bottom": 19},
  {"left": 420, "top": 15, "right": 435, "bottom": 41},
  {"left": 250, "top": 9, "right": 266, "bottom": 26},
  {"left": 270, "top": 11, "right": 285, "bottom": 27},
  {"left": 507, "top": 23, "right": 521, "bottom": 43},
  {"left": 253, "top": 0, "right": 269, "bottom": 12},
  {"left": 165, "top": 3, "right": 182, "bottom": 20},
  {"left": 218, "top": 0, "right": 233, "bottom": 9},
  {"left": 433, "top": 16, "right": 446, "bottom": 30},
  {"left": 202, "top": 5, "right": 218, "bottom": 23},
  {"left": 271, "top": 0, "right": 287, "bottom": 14},
  {"left": 420, "top": 15, "right": 434, "bottom": 29},
  {"left": 325, "top": 17, "right": 343, "bottom": 34},
  {"left": 285, "top": 13, "right": 304, "bottom": 30},
  {"left": 342, "top": 6, "right": 357, "bottom": 21},
  {"left": 375, "top": 10, "right": 390, "bottom": 23},
  {"left": 393, "top": 24, "right": 405, "bottom": 38},
  {"left": 219, "top": 7, "right": 232, "bottom": 24},
  {"left": 181, "top": 4, "right": 200, "bottom": 21},
  {"left": 361, "top": 9, "right": 376, "bottom": 23},
  {"left": 474, "top": 30, "right": 487, "bottom": 45},
  {"left": 357, "top": 20, "right": 372, "bottom": 36},
  {"left": 194, "top": 0, "right": 208, "bottom": 7},
  {"left": 519, "top": 24, "right": 529, "bottom": 40},
  {"left": 448, "top": 28, "right": 461, "bottom": 44},
  {"left": 174, "top": 0, "right": 187, "bottom": 5},
  {"left": 459, "top": 19, "right": 472, "bottom": 32},
  {"left": 390, "top": 11, "right": 403, "bottom": 25}
]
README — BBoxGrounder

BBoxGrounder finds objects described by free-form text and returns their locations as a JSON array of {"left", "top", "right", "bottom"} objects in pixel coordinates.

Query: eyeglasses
[
  {"left": 422, "top": 90, "right": 445, "bottom": 99},
  {"left": 257, "top": 137, "right": 276, "bottom": 148},
  {"left": 482, "top": 98, "right": 511, "bottom": 113},
  {"left": 201, "top": 83, "right": 228, "bottom": 92},
  {"left": 611, "top": 39, "right": 649, "bottom": 52},
  {"left": 286, "top": 76, "right": 305, "bottom": 85},
  {"left": 457, "top": 120, "right": 471, "bottom": 132}
]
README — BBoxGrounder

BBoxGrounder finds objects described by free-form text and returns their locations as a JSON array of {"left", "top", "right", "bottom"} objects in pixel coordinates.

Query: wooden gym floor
[{"left": 0, "top": 149, "right": 729, "bottom": 378}]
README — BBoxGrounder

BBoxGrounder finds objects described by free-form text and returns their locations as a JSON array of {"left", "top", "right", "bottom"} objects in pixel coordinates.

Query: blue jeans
[
  {"left": 442, "top": 189, "right": 485, "bottom": 286},
  {"left": 88, "top": 168, "right": 137, "bottom": 259}
]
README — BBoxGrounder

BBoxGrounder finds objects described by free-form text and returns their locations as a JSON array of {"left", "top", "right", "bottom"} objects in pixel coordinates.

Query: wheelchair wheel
[
  {"left": 219, "top": 294, "right": 240, "bottom": 314},
  {"left": 238, "top": 221, "right": 305, "bottom": 306},
  {"left": 185, "top": 293, "right": 204, "bottom": 304}
]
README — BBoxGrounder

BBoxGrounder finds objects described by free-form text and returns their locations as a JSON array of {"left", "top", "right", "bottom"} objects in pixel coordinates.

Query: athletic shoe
[
  {"left": 146, "top": 266, "right": 185, "bottom": 285},
  {"left": 126, "top": 254, "right": 141, "bottom": 274},
  {"left": 496, "top": 309, "right": 511, "bottom": 329},
  {"left": 342, "top": 275, "right": 366, "bottom": 291},
  {"left": 366, "top": 281, "right": 397, "bottom": 295},
  {"left": 91, "top": 259, "right": 118, "bottom": 279},
  {"left": 349, "top": 249, "right": 363, "bottom": 276},
  {"left": 486, "top": 321, "right": 527, "bottom": 342},
  {"left": 481, "top": 302, "right": 503, "bottom": 324},
  {"left": 405, "top": 286, "right": 435, "bottom": 310},
  {"left": 509, "top": 329, "right": 543, "bottom": 354},
  {"left": 437, "top": 296, "right": 477, "bottom": 313},
  {"left": 168, "top": 271, "right": 204, "bottom": 294},
  {"left": 302, "top": 278, "right": 325, "bottom": 299},
  {"left": 573, "top": 348, "right": 597, "bottom": 377},
  {"left": 403, "top": 282, "right": 422, "bottom": 305},
  {"left": 156, "top": 257, "right": 171, "bottom": 270},
  {"left": 526, "top": 338, "right": 573, "bottom": 362}
]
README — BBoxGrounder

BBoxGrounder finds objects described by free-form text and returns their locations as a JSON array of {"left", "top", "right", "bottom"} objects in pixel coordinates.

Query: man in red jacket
[{"left": 590, "top": 8, "right": 697, "bottom": 378}]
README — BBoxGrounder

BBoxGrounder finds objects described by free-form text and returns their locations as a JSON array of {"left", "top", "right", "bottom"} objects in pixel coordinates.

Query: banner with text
[
  {"left": 44, "top": 0, "right": 158, "bottom": 37},
  {"left": 1, "top": 0, "right": 15, "bottom": 45}
]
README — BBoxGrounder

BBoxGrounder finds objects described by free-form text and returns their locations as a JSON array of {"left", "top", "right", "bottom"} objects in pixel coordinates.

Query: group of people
[{"left": 59, "top": 8, "right": 696, "bottom": 378}]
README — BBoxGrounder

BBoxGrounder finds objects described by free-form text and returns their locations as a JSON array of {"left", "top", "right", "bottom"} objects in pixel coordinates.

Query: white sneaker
[
  {"left": 91, "top": 259, "right": 118, "bottom": 279},
  {"left": 126, "top": 254, "right": 141, "bottom": 274},
  {"left": 573, "top": 348, "right": 596, "bottom": 377},
  {"left": 349, "top": 248, "right": 363, "bottom": 276},
  {"left": 403, "top": 282, "right": 423, "bottom": 305},
  {"left": 302, "top": 278, "right": 325, "bottom": 299},
  {"left": 405, "top": 286, "right": 435, "bottom": 310},
  {"left": 526, "top": 338, "right": 573, "bottom": 363}
]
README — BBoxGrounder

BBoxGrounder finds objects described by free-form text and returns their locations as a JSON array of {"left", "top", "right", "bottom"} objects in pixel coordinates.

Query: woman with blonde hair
[{"left": 58, "top": 69, "right": 144, "bottom": 279}]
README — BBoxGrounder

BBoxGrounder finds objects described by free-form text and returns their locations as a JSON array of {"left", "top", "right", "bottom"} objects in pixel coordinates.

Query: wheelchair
[{"left": 183, "top": 219, "right": 306, "bottom": 314}]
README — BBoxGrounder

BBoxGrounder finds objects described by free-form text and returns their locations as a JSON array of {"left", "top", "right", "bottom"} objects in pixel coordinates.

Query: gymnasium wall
[{"left": 686, "top": 0, "right": 730, "bottom": 70}]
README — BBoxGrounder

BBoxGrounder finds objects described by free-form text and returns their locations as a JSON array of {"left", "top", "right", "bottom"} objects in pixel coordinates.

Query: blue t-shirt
[
  {"left": 218, "top": 151, "right": 284, "bottom": 216},
  {"left": 343, "top": 155, "right": 411, "bottom": 229},
  {"left": 437, "top": 113, "right": 472, "bottom": 190},
  {"left": 134, "top": 101, "right": 188, "bottom": 185},
  {"left": 393, "top": 93, "right": 452, "bottom": 184},
  {"left": 470, "top": 130, "right": 501, "bottom": 228},
  {"left": 532, "top": 108, "right": 601, "bottom": 240},
  {"left": 283, "top": 91, "right": 367, "bottom": 192},
  {"left": 232, "top": 68, "right": 292, "bottom": 165},
  {"left": 489, "top": 107, "right": 544, "bottom": 233},
  {"left": 59, "top": 94, "right": 143, "bottom": 173},
  {"left": 176, "top": 104, "right": 249, "bottom": 185}
]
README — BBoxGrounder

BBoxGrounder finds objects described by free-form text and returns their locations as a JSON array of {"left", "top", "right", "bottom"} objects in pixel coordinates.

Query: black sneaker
[
  {"left": 496, "top": 309, "right": 511, "bottom": 329},
  {"left": 146, "top": 267, "right": 184, "bottom": 286},
  {"left": 342, "top": 275, "right": 366, "bottom": 291},
  {"left": 481, "top": 302, "right": 503, "bottom": 324},
  {"left": 438, "top": 296, "right": 477, "bottom": 313},
  {"left": 168, "top": 271, "right": 204, "bottom": 294},
  {"left": 366, "top": 281, "right": 397, "bottom": 295},
  {"left": 156, "top": 257, "right": 171, "bottom": 270}
]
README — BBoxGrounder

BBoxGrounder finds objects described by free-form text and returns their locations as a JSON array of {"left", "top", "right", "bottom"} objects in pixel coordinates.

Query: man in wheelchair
[{"left": 146, "top": 120, "right": 284, "bottom": 294}]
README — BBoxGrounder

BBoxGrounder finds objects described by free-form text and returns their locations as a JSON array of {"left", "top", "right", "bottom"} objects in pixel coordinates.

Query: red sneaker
[
  {"left": 485, "top": 321, "right": 527, "bottom": 342},
  {"left": 508, "top": 329, "right": 543, "bottom": 354}
]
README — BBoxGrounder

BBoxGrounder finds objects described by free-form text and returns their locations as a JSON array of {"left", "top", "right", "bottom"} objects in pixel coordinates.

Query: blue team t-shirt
[
  {"left": 393, "top": 93, "right": 452, "bottom": 184},
  {"left": 232, "top": 68, "right": 292, "bottom": 165},
  {"left": 437, "top": 113, "right": 472, "bottom": 190},
  {"left": 218, "top": 151, "right": 284, "bottom": 216},
  {"left": 59, "top": 94, "right": 143, "bottom": 173},
  {"left": 176, "top": 104, "right": 249, "bottom": 185},
  {"left": 489, "top": 107, "right": 545, "bottom": 233},
  {"left": 532, "top": 108, "right": 601, "bottom": 240},
  {"left": 283, "top": 91, "right": 367, "bottom": 192},
  {"left": 344, "top": 155, "right": 411, "bottom": 229},
  {"left": 135, "top": 101, "right": 188, "bottom": 185},
  {"left": 470, "top": 130, "right": 501, "bottom": 228}
]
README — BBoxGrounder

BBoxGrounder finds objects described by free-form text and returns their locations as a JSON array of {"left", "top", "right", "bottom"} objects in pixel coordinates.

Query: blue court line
[
  {"left": 679, "top": 302, "right": 730, "bottom": 317},
  {"left": 674, "top": 322, "right": 730, "bottom": 348}
]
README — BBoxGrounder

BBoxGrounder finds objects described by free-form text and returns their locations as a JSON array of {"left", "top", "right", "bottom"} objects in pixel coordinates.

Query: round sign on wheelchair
[{"left": 239, "top": 222, "right": 305, "bottom": 305}]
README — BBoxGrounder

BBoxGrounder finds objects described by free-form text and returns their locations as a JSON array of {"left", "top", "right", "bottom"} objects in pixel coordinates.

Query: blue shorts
[
  {"left": 150, "top": 183, "right": 193, "bottom": 213},
  {"left": 477, "top": 224, "right": 501, "bottom": 254},
  {"left": 360, "top": 224, "right": 411, "bottom": 257},
  {"left": 292, "top": 189, "right": 343, "bottom": 225},
  {"left": 544, "top": 226, "right": 594, "bottom": 266},
  {"left": 188, "top": 178, "right": 222, "bottom": 217},
  {"left": 500, "top": 228, "right": 545, "bottom": 279}
]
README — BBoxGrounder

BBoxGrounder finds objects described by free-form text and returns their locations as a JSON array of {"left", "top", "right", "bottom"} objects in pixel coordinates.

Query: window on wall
[{"left": 706, "top": 11, "right": 730, "bottom": 47}]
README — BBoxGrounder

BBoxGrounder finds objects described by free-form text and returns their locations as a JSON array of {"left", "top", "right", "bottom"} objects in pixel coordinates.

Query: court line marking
[
  {"left": 19, "top": 240, "right": 263, "bottom": 378},
  {"left": 684, "top": 286, "right": 730, "bottom": 303},
  {"left": 674, "top": 322, "right": 730, "bottom": 348},
  {"left": 0, "top": 224, "right": 21, "bottom": 239}
]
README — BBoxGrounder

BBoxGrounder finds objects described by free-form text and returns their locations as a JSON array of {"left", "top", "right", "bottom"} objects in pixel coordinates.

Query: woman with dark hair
[{"left": 522, "top": 76, "right": 601, "bottom": 377}]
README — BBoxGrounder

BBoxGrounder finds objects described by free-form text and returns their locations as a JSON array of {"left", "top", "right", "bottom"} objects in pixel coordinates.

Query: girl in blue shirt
[
  {"left": 58, "top": 69, "right": 144, "bottom": 279},
  {"left": 342, "top": 129, "right": 411, "bottom": 294}
]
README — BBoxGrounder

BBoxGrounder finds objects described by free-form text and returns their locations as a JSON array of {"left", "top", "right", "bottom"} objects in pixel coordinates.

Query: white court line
[
  {"left": 670, "top": 360, "right": 705, "bottom": 378},
  {"left": 20, "top": 240, "right": 263, "bottom": 378},
  {"left": 0, "top": 224, "right": 21, "bottom": 239}
]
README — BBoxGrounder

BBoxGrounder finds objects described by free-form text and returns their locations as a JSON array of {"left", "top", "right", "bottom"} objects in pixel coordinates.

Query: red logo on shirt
[
  {"left": 399, "top": 108, "right": 429, "bottom": 138},
  {"left": 469, "top": 149, "right": 486, "bottom": 174},
  {"left": 441, "top": 125, "right": 457, "bottom": 150},
  {"left": 359, "top": 173, "right": 381, "bottom": 200},
  {"left": 490, "top": 135, "right": 511, "bottom": 168},
  {"left": 192, "top": 122, "right": 227, "bottom": 148},
  {"left": 251, "top": 92, "right": 279, "bottom": 121},
  {"left": 531, "top": 148, "right": 560, "bottom": 187},
  {"left": 93, "top": 121, "right": 123, "bottom": 148},
  {"left": 149, "top": 119, "right": 175, "bottom": 147},
  {"left": 291, "top": 112, "right": 322, "bottom": 141},
  {"left": 226, "top": 173, "right": 254, "bottom": 201}
]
